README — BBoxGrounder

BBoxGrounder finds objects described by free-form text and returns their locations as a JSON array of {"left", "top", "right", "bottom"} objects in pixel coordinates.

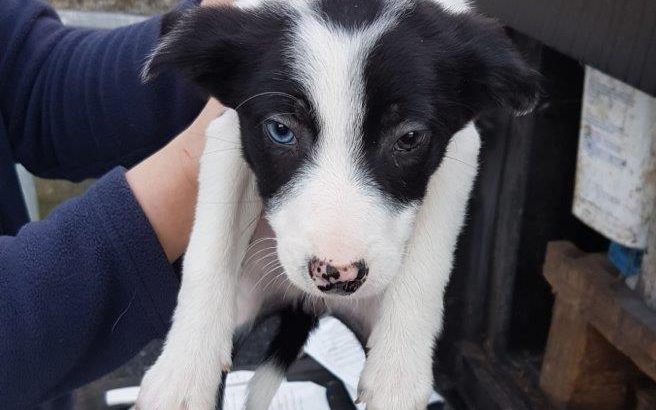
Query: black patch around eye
[
  {"left": 237, "top": 90, "right": 320, "bottom": 204},
  {"left": 360, "top": 28, "right": 448, "bottom": 203},
  {"left": 356, "top": 1, "right": 537, "bottom": 204},
  {"left": 394, "top": 131, "right": 429, "bottom": 152}
]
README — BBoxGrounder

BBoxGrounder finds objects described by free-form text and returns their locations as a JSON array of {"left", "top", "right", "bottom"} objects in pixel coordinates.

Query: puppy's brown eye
[{"left": 394, "top": 131, "right": 427, "bottom": 152}]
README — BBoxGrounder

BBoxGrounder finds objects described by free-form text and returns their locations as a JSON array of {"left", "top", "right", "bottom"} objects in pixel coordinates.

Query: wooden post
[
  {"left": 540, "top": 298, "right": 637, "bottom": 409},
  {"left": 635, "top": 385, "right": 656, "bottom": 410},
  {"left": 539, "top": 242, "right": 656, "bottom": 409},
  {"left": 639, "top": 213, "right": 656, "bottom": 309}
]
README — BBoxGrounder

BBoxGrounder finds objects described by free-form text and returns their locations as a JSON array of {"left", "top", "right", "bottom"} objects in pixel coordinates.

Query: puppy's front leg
[
  {"left": 358, "top": 123, "right": 481, "bottom": 410},
  {"left": 137, "top": 110, "right": 262, "bottom": 410}
]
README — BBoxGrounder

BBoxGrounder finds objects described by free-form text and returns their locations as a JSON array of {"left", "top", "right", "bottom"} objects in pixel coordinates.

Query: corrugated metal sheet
[{"left": 475, "top": 0, "right": 656, "bottom": 97}]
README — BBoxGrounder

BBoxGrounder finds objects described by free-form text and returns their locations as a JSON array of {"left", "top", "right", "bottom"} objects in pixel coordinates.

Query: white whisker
[
  {"left": 443, "top": 155, "right": 476, "bottom": 169},
  {"left": 261, "top": 268, "right": 286, "bottom": 293},
  {"left": 245, "top": 237, "right": 277, "bottom": 255},
  {"left": 249, "top": 264, "right": 283, "bottom": 294},
  {"left": 242, "top": 246, "right": 278, "bottom": 269},
  {"left": 235, "top": 91, "right": 300, "bottom": 111}
]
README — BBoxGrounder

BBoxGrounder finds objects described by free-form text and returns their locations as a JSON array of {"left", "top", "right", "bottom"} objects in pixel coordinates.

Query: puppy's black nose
[{"left": 308, "top": 258, "right": 368, "bottom": 295}]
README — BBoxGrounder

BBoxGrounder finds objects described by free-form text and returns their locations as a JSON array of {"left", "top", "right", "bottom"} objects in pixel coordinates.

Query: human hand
[
  {"left": 126, "top": 99, "right": 225, "bottom": 262},
  {"left": 127, "top": 2, "right": 235, "bottom": 262}
]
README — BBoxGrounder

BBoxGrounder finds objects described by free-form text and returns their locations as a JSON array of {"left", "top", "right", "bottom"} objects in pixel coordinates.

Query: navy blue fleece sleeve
[
  {"left": 0, "top": 169, "right": 180, "bottom": 409},
  {"left": 0, "top": 1, "right": 207, "bottom": 408},
  {"left": 0, "top": 0, "right": 205, "bottom": 181}
]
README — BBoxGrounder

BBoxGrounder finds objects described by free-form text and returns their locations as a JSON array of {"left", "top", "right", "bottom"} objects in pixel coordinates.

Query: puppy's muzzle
[{"left": 308, "top": 258, "right": 368, "bottom": 295}]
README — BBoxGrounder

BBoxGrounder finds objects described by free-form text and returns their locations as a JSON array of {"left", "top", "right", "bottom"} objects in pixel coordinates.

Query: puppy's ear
[
  {"left": 142, "top": 6, "right": 285, "bottom": 106},
  {"left": 159, "top": 8, "right": 183, "bottom": 37},
  {"left": 454, "top": 14, "right": 541, "bottom": 116}
]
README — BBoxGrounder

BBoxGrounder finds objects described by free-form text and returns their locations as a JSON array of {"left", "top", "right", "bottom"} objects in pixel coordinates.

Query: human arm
[
  {"left": 0, "top": 0, "right": 232, "bottom": 406},
  {"left": 0, "top": 100, "right": 223, "bottom": 409},
  {"left": 127, "top": 99, "right": 222, "bottom": 261},
  {"left": 0, "top": 0, "right": 205, "bottom": 182},
  {"left": 0, "top": 169, "right": 180, "bottom": 409}
]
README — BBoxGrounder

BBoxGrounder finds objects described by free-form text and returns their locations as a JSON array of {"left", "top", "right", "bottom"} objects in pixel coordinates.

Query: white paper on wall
[{"left": 573, "top": 67, "right": 656, "bottom": 249}]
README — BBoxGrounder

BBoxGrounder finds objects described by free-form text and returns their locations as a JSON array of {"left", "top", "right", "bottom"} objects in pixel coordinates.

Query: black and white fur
[{"left": 136, "top": 0, "right": 539, "bottom": 409}]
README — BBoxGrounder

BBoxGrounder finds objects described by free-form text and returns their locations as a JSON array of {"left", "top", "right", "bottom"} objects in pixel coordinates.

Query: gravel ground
[{"left": 47, "top": 0, "right": 175, "bottom": 15}]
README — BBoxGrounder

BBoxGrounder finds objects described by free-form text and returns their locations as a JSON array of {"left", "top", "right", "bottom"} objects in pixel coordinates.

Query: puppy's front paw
[
  {"left": 357, "top": 353, "right": 433, "bottom": 410},
  {"left": 135, "top": 352, "right": 229, "bottom": 410}
]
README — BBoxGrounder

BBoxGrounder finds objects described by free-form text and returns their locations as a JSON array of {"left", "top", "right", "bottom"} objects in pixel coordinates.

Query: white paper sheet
[
  {"left": 223, "top": 371, "right": 330, "bottom": 410},
  {"left": 105, "top": 386, "right": 140, "bottom": 407},
  {"left": 304, "top": 317, "right": 443, "bottom": 409},
  {"left": 107, "top": 372, "right": 330, "bottom": 410},
  {"left": 573, "top": 67, "right": 656, "bottom": 248}
]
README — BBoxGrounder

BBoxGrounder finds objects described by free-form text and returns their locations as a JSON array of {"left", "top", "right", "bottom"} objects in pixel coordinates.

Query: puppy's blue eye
[{"left": 265, "top": 120, "right": 296, "bottom": 145}]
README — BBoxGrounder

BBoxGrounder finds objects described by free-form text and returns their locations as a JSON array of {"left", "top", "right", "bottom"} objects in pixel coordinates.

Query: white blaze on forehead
[
  {"left": 430, "top": 0, "right": 472, "bottom": 13},
  {"left": 236, "top": 0, "right": 310, "bottom": 10},
  {"left": 263, "top": 0, "right": 416, "bottom": 268},
  {"left": 263, "top": 0, "right": 440, "bottom": 295},
  {"left": 237, "top": 0, "right": 472, "bottom": 13},
  {"left": 289, "top": 0, "right": 411, "bottom": 182}
]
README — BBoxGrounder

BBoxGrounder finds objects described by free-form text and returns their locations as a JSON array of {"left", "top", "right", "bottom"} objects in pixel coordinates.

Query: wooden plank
[
  {"left": 638, "top": 214, "right": 656, "bottom": 309},
  {"left": 540, "top": 298, "right": 588, "bottom": 406},
  {"left": 540, "top": 298, "right": 639, "bottom": 409},
  {"left": 635, "top": 385, "right": 656, "bottom": 410},
  {"left": 543, "top": 241, "right": 656, "bottom": 388},
  {"left": 457, "top": 342, "right": 552, "bottom": 410}
]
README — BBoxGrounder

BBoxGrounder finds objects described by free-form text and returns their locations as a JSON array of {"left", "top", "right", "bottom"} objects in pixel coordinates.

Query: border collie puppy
[{"left": 136, "top": 0, "right": 539, "bottom": 409}]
